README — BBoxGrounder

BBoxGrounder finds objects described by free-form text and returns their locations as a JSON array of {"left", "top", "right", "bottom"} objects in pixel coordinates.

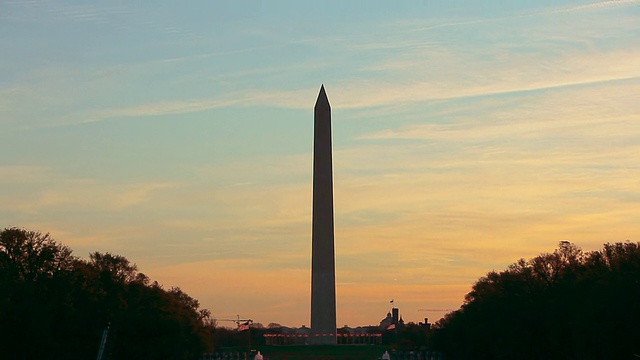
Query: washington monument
[{"left": 310, "top": 85, "right": 337, "bottom": 344}]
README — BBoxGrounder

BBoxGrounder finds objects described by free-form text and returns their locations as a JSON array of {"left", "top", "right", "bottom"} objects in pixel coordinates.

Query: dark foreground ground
[
  {"left": 208, "top": 345, "right": 442, "bottom": 360},
  {"left": 259, "top": 345, "right": 388, "bottom": 360}
]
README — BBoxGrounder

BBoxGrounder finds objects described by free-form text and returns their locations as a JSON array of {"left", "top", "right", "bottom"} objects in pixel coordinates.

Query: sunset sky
[{"left": 2, "top": 0, "right": 639, "bottom": 327}]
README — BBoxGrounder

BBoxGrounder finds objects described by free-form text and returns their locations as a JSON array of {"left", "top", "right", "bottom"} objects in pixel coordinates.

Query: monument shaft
[{"left": 311, "top": 85, "right": 337, "bottom": 344}]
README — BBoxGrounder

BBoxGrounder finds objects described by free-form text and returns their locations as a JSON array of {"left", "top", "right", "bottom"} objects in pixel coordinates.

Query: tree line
[
  {"left": 3, "top": 226, "right": 638, "bottom": 359},
  {"left": 0, "top": 227, "right": 213, "bottom": 360},
  {"left": 430, "top": 241, "right": 640, "bottom": 359}
]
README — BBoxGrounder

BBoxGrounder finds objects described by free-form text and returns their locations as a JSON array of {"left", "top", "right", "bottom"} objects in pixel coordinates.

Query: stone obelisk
[{"left": 310, "top": 85, "right": 337, "bottom": 345}]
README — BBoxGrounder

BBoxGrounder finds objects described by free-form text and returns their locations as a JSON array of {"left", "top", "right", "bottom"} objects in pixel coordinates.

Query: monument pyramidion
[{"left": 310, "top": 85, "right": 337, "bottom": 345}]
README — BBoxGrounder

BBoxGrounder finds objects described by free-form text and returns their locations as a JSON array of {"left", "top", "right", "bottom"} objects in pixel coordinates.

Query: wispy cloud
[
  {"left": 2, "top": 0, "right": 131, "bottom": 28},
  {"left": 0, "top": 168, "right": 176, "bottom": 214},
  {"left": 356, "top": 78, "right": 640, "bottom": 142},
  {"left": 552, "top": 0, "right": 640, "bottom": 13},
  {"left": 4, "top": 0, "right": 638, "bottom": 130},
  {"left": 1, "top": 0, "right": 209, "bottom": 40},
  {"left": 331, "top": 49, "right": 640, "bottom": 110}
]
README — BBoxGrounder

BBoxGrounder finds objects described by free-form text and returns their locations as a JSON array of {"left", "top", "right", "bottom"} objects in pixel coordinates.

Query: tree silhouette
[
  {"left": 431, "top": 241, "right": 640, "bottom": 359},
  {"left": 0, "top": 227, "right": 213, "bottom": 360}
]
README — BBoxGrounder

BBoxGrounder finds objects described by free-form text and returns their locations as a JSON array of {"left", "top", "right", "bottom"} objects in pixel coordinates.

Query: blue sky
[{"left": 2, "top": 0, "right": 639, "bottom": 327}]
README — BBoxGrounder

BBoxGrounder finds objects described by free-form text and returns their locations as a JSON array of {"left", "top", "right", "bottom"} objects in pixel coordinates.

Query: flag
[
  {"left": 387, "top": 324, "right": 396, "bottom": 330},
  {"left": 390, "top": 299, "right": 394, "bottom": 304},
  {"left": 238, "top": 324, "right": 250, "bottom": 331}
]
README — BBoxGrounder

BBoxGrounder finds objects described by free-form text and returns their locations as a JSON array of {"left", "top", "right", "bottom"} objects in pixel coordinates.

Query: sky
[{"left": 1, "top": 0, "right": 639, "bottom": 328}]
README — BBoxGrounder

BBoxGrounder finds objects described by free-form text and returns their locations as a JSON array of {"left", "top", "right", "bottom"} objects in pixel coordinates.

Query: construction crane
[
  {"left": 417, "top": 308, "right": 454, "bottom": 312},
  {"left": 215, "top": 315, "right": 253, "bottom": 329}
]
